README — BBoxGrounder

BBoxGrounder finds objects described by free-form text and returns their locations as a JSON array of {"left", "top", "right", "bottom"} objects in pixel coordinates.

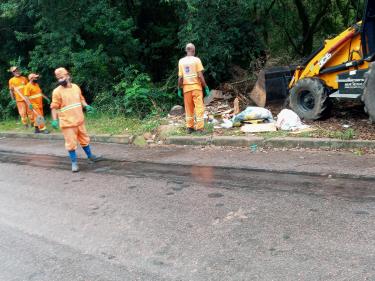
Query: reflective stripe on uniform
[
  {"left": 59, "top": 103, "right": 82, "bottom": 113},
  {"left": 184, "top": 73, "right": 198, "bottom": 78},
  {"left": 196, "top": 118, "right": 204, "bottom": 122},
  {"left": 186, "top": 116, "right": 194, "bottom": 120},
  {"left": 29, "top": 93, "right": 43, "bottom": 99},
  {"left": 15, "top": 85, "right": 25, "bottom": 90}
]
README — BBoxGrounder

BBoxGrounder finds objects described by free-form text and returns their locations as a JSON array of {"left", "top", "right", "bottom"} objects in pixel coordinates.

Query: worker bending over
[
  {"left": 177, "top": 43, "right": 210, "bottom": 133},
  {"left": 8, "top": 66, "right": 32, "bottom": 128},
  {"left": 24, "top": 73, "right": 50, "bottom": 134},
  {"left": 50, "top": 67, "right": 101, "bottom": 172}
]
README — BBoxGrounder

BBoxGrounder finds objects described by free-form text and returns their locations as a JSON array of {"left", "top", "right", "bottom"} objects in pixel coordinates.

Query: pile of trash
[
  {"left": 217, "top": 107, "right": 311, "bottom": 133},
  {"left": 219, "top": 107, "right": 276, "bottom": 133},
  {"left": 168, "top": 88, "right": 312, "bottom": 134},
  {"left": 204, "top": 89, "right": 311, "bottom": 133}
]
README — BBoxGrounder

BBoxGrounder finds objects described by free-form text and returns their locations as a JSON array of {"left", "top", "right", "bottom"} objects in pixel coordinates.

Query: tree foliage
[{"left": 0, "top": 0, "right": 367, "bottom": 119}]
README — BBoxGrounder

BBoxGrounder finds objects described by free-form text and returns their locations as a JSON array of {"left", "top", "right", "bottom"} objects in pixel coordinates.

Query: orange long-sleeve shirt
[
  {"left": 24, "top": 82, "right": 43, "bottom": 106},
  {"left": 50, "top": 84, "right": 86, "bottom": 128},
  {"left": 9, "top": 76, "right": 28, "bottom": 102}
]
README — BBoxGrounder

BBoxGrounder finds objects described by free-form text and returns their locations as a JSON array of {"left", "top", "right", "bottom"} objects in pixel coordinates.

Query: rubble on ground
[
  {"left": 169, "top": 105, "right": 184, "bottom": 116},
  {"left": 166, "top": 86, "right": 375, "bottom": 140}
]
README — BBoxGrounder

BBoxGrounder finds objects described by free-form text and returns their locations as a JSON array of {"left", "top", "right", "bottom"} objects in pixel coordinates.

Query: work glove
[
  {"left": 177, "top": 88, "right": 183, "bottom": 99},
  {"left": 204, "top": 86, "right": 211, "bottom": 97},
  {"left": 85, "top": 105, "right": 95, "bottom": 114},
  {"left": 43, "top": 96, "right": 51, "bottom": 104},
  {"left": 9, "top": 100, "right": 16, "bottom": 107},
  {"left": 29, "top": 104, "right": 33, "bottom": 110},
  {"left": 51, "top": 119, "right": 59, "bottom": 129}
]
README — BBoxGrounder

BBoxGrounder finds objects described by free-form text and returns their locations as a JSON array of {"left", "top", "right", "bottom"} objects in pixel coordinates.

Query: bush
[
  {"left": 94, "top": 66, "right": 177, "bottom": 118},
  {"left": 0, "top": 88, "right": 17, "bottom": 120}
]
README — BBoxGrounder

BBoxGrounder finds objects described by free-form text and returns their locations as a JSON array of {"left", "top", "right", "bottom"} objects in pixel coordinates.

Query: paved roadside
[
  {"left": 2, "top": 152, "right": 375, "bottom": 280},
  {"left": 1, "top": 137, "right": 375, "bottom": 179},
  {"left": 2, "top": 131, "right": 375, "bottom": 150}
]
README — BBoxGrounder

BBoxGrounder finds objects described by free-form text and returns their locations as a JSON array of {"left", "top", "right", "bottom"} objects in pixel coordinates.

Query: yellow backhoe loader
[{"left": 254, "top": 0, "right": 375, "bottom": 121}]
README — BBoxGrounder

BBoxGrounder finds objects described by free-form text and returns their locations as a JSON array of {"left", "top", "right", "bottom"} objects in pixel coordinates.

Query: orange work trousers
[
  {"left": 61, "top": 123, "right": 90, "bottom": 151},
  {"left": 31, "top": 102, "right": 46, "bottom": 130},
  {"left": 16, "top": 101, "right": 33, "bottom": 125},
  {"left": 183, "top": 89, "right": 205, "bottom": 130}
]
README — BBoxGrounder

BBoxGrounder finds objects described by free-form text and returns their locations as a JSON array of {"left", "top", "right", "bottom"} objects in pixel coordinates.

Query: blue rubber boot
[
  {"left": 69, "top": 150, "right": 79, "bottom": 172},
  {"left": 82, "top": 145, "right": 102, "bottom": 162}
]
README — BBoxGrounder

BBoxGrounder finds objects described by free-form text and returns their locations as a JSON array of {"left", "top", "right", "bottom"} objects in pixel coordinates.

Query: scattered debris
[
  {"left": 233, "top": 97, "right": 240, "bottom": 115},
  {"left": 211, "top": 90, "right": 233, "bottom": 100},
  {"left": 157, "top": 125, "right": 180, "bottom": 140},
  {"left": 166, "top": 86, "right": 375, "bottom": 140},
  {"left": 169, "top": 105, "right": 184, "bottom": 116},
  {"left": 250, "top": 144, "right": 258, "bottom": 152},
  {"left": 206, "top": 101, "right": 233, "bottom": 118},
  {"left": 290, "top": 127, "right": 317, "bottom": 135},
  {"left": 143, "top": 132, "right": 153, "bottom": 140}
]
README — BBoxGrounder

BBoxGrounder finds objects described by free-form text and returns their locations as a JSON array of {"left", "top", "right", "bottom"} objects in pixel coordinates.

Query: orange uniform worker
[
  {"left": 50, "top": 67, "right": 101, "bottom": 173},
  {"left": 8, "top": 66, "right": 33, "bottom": 128},
  {"left": 24, "top": 73, "right": 50, "bottom": 134},
  {"left": 178, "top": 43, "right": 210, "bottom": 133}
]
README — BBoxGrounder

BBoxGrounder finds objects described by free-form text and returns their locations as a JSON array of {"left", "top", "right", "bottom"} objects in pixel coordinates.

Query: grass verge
[{"left": 0, "top": 113, "right": 164, "bottom": 136}]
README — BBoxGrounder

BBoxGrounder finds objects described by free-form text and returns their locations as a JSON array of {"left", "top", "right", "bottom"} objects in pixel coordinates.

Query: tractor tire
[
  {"left": 289, "top": 78, "right": 331, "bottom": 120},
  {"left": 362, "top": 63, "right": 375, "bottom": 123}
]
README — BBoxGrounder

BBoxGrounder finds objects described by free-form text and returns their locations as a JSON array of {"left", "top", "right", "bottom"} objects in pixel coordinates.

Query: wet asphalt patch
[{"left": 1, "top": 150, "right": 375, "bottom": 202}]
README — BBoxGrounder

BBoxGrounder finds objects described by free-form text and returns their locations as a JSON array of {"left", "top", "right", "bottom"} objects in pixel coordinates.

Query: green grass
[
  {"left": 329, "top": 128, "right": 356, "bottom": 140},
  {"left": 0, "top": 115, "right": 359, "bottom": 141},
  {"left": 301, "top": 128, "right": 357, "bottom": 140},
  {"left": 85, "top": 113, "right": 164, "bottom": 135},
  {"left": 218, "top": 129, "right": 244, "bottom": 137},
  {"left": 0, "top": 118, "right": 25, "bottom": 132},
  {"left": 0, "top": 113, "right": 164, "bottom": 136},
  {"left": 169, "top": 122, "right": 215, "bottom": 136},
  {"left": 257, "top": 130, "right": 291, "bottom": 139}
]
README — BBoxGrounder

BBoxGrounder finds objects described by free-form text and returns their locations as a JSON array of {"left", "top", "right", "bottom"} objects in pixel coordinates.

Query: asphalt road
[{"left": 0, "top": 146, "right": 375, "bottom": 280}]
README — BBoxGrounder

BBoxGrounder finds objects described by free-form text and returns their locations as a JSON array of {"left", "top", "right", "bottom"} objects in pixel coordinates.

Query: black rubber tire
[
  {"left": 289, "top": 78, "right": 331, "bottom": 120},
  {"left": 362, "top": 62, "right": 375, "bottom": 123}
]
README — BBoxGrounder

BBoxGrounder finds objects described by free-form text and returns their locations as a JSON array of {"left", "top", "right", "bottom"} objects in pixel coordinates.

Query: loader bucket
[
  {"left": 249, "top": 66, "right": 295, "bottom": 107},
  {"left": 249, "top": 70, "right": 267, "bottom": 107}
]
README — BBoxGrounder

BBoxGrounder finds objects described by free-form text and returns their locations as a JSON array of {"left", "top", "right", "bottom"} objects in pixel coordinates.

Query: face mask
[
  {"left": 58, "top": 79, "right": 68, "bottom": 87},
  {"left": 33, "top": 79, "right": 38, "bottom": 83}
]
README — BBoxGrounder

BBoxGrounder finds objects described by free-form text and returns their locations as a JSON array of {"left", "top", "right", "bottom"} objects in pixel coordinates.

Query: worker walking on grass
[
  {"left": 24, "top": 73, "right": 50, "bottom": 134},
  {"left": 50, "top": 67, "right": 101, "bottom": 173},
  {"left": 178, "top": 43, "right": 210, "bottom": 134},
  {"left": 8, "top": 66, "right": 33, "bottom": 128}
]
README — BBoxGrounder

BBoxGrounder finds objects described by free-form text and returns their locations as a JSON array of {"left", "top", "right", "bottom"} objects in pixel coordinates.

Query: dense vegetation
[{"left": 0, "top": 0, "right": 366, "bottom": 119}]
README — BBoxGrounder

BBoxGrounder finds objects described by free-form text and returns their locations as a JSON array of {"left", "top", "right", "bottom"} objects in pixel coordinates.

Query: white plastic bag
[
  {"left": 221, "top": 119, "right": 233, "bottom": 129},
  {"left": 276, "top": 109, "right": 309, "bottom": 131}
]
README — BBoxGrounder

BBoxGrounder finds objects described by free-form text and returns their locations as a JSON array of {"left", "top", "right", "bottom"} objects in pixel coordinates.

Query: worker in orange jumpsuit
[
  {"left": 50, "top": 67, "right": 101, "bottom": 172},
  {"left": 8, "top": 66, "right": 32, "bottom": 128},
  {"left": 178, "top": 43, "right": 210, "bottom": 133},
  {"left": 24, "top": 73, "right": 50, "bottom": 134}
]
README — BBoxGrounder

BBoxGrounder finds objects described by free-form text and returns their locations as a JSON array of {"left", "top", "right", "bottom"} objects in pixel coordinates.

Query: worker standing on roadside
[
  {"left": 8, "top": 66, "right": 32, "bottom": 128},
  {"left": 177, "top": 43, "right": 210, "bottom": 134},
  {"left": 50, "top": 67, "right": 101, "bottom": 172},
  {"left": 24, "top": 73, "right": 50, "bottom": 134}
]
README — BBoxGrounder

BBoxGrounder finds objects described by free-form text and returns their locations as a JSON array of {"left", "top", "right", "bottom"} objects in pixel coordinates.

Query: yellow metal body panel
[{"left": 289, "top": 23, "right": 370, "bottom": 90}]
